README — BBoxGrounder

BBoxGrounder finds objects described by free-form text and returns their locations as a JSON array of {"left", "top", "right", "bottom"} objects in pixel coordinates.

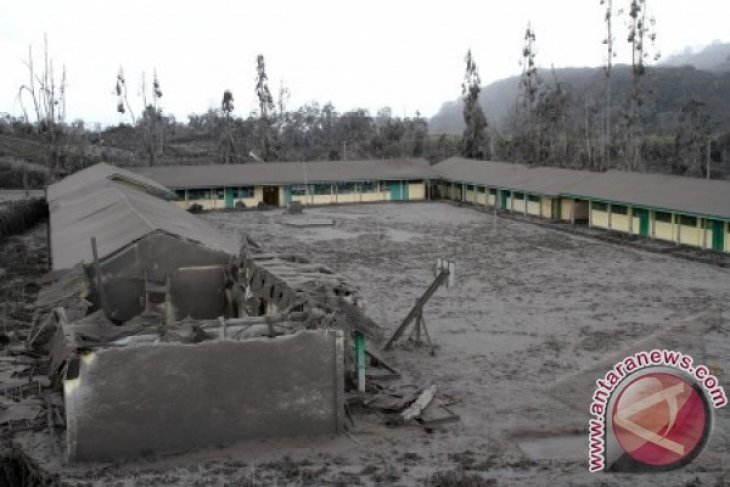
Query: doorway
[
  {"left": 636, "top": 208, "right": 650, "bottom": 237},
  {"left": 263, "top": 186, "right": 280, "bottom": 206},
  {"left": 711, "top": 220, "right": 726, "bottom": 252}
]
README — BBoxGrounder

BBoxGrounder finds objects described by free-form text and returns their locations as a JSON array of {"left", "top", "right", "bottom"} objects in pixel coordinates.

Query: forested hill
[
  {"left": 661, "top": 42, "right": 730, "bottom": 72},
  {"left": 429, "top": 64, "right": 730, "bottom": 135}
]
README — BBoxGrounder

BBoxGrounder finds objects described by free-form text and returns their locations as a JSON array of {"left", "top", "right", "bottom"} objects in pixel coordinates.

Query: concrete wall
[
  {"left": 654, "top": 219, "right": 675, "bottom": 242},
  {"left": 540, "top": 197, "right": 554, "bottom": 219},
  {"left": 591, "top": 209, "right": 609, "bottom": 228},
  {"left": 487, "top": 192, "right": 496, "bottom": 206},
  {"left": 409, "top": 182, "right": 426, "bottom": 200},
  {"left": 65, "top": 330, "right": 344, "bottom": 462},
  {"left": 611, "top": 213, "right": 630, "bottom": 232},
  {"left": 476, "top": 188, "right": 487, "bottom": 205},
  {"left": 95, "top": 232, "right": 231, "bottom": 323}
]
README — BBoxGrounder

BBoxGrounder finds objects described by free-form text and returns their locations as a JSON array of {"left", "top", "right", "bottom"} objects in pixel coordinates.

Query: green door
[
  {"left": 712, "top": 220, "right": 726, "bottom": 252},
  {"left": 403, "top": 181, "right": 409, "bottom": 200},
  {"left": 499, "top": 190, "right": 508, "bottom": 209},
  {"left": 284, "top": 186, "right": 293, "bottom": 205},
  {"left": 638, "top": 208, "right": 650, "bottom": 237},
  {"left": 390, "top": 182, "right": 402, "bottom": 201},
  {"left": 224, "top": 187, "right": 234, "bottom": 209}
]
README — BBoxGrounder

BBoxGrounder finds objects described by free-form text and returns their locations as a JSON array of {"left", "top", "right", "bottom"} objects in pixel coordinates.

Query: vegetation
[
  {"left": 460, "top": 49, "right": 490, "bottom": 160},
  {"left": 3, "top": 16, "right": 730, "bottom": 185}
]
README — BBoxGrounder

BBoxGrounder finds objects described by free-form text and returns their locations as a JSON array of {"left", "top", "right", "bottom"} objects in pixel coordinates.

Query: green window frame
[
  {"left": 291, "top": 185, "right": 310, "bottom": 196},
  {"left": 188, "top": 189, "right": 211, "bottom": 200},
  {"left": 336, "top": 182, "right": 357, "bottom": 194},
  {"left": 679, "top": 214, "right": 697, "bottom": 227},
  {"left": 360, "top": 181, "right": 377, "bottom": 193},
  {"left": 234, "top": 186, "right": 254, "bottom": 198},
  {"left": 313, "top": 183, "right": 332, "bottom": 195}
]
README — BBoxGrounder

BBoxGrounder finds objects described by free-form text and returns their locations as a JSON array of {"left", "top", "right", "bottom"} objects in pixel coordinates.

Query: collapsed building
[{"left": 2, "top": 162, "right": 386, "bottom": 471}]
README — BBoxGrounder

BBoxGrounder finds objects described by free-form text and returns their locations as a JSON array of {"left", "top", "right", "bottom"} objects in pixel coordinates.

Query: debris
[
  {"left": 283, "top": 218, "right": 335, "bottom": 228},
  {"left": 402, "top": 385, "right": 437, "bottom": 422},
  {"left": 383, "top": 261, "right": 454, "bottom": 351}
]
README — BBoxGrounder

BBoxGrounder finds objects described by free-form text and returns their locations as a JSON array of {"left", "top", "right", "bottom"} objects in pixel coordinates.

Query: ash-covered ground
[
  {"left": 204, "top": 202, "right": 730, "bottom": 486},
  {"left": 6, "top": 202, "right": 729, "bottom": 486}
]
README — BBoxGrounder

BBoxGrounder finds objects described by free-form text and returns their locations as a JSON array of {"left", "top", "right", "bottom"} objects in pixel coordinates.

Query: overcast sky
[{"left": 1, "top": 0, "right": 728, "bottom": 126}]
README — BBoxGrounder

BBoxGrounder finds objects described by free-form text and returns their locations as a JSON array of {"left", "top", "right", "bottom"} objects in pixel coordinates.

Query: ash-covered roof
[
  {"left": 561, "top": 170, "right": 730, "bottom": 219},
  {"left": 135, "top": 158, "right": 436, "bottom": 188},
  {"left": 433, "top": 157, "right": 594, "bottom": 197},
  {"left": 49, "top": 179, "right": 238, "bottom": 270},
  {"left": 46, "top": 162, "right": 175, "bottom": 202},
  {"left": 434, "top": 157, "right": 730, "bottom": 220}
]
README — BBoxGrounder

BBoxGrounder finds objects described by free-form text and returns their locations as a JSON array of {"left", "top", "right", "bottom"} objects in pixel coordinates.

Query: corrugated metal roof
[
  {"left": 135, "top": 158, "right": 436, "bottom": 188},
  {"left": 434, "top": 157, "right": 730, "bottom": 220},
  {"left": 50, "top": 179, "right": 238, "bottom": 270},
  {"left": 47, "top": 163, "right": 175, "bottom": 202}
]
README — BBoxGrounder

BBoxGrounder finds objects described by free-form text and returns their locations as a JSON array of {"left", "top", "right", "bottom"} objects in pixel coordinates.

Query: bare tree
[
  {"left": 515, "top": 23, "right": 542, "bottom": 164},
  {"left": 139, "top": 70, "right": 164, "bottom": 165},
  {"left": 674, "top": 99, "right": 711, "bottom": 178},
  {"left": 115, "top": 67, "right": 136, "bottom": 124},
  {"left": 254, "top": 54, "right": 278, "bottom": 161},
  {"left": 599, "top": 0, "right": 619, "bottom": 170},
  {"left": 621, "top": 0, "right": 659, "bottom": 172},
  {"left": 219, "top": 90, "right": 236, "bottom": 164},
  {"left": 460, "top": 49, "right": 490, "bottom": 160},
  {"left": 17, "top": 35, "right": 67, "bottom": 181}
]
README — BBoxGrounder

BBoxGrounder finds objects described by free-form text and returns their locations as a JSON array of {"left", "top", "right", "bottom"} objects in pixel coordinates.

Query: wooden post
[
  {"left": 355, "top": 331, "right": 366, "bottom": 393},
  {"left": 91, "top": 237, "right": 109, "bottom": 315}
]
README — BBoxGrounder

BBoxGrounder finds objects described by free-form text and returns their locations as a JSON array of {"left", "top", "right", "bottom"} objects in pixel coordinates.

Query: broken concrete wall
[
  {"left": 64, "top": 329, "right": 344, "bottom": 462},
  {"left": 89, "top": 231, "right": 231, "bottom": 322}
]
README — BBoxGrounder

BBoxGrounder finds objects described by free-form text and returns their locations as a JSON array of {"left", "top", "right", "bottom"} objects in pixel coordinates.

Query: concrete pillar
[
  {"left": 628, "top": 207, "right": 633, "bottom": 235},
  {"left": 608, "top": 203, "right": 612, "bottom": 230},
  {"left": 588, "top": 200, "right": 593, "bottom": 228}
]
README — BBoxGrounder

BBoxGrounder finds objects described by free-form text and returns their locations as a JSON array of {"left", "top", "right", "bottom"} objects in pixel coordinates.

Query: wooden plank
[
  {"left": 402, "top": 385, "right": 436, "bottom": 421},
  {"left": 365, "top": 349, "right": 400, "bottom": 376}
]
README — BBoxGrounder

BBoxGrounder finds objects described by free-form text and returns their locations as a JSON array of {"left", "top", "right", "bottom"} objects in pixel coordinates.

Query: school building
[
  {"left": 135, "top": 158, "right": 435, "bottom": 210},
  {"left": 434, "top": 157, "right": 730, "bottom": 253}
]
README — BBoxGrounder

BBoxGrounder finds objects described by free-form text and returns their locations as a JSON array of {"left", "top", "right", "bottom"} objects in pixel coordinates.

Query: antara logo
[{"left": 588, "top": 350, "right": 726, "bottom": 473}]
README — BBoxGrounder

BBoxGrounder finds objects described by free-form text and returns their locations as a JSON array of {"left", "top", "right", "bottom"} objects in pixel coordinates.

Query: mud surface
[{"left": 8, "top": 203, "right": 730, "bottom": 485}]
